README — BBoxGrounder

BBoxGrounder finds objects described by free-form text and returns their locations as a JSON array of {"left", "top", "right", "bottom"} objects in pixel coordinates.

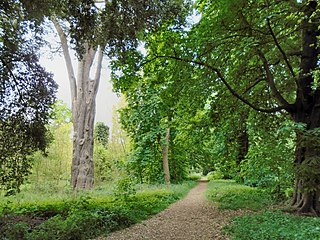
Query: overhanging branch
[
  {"left": 151, "top": 55, "right": 292, "bottom": 113},
  {"left": 266, "top": 18, "right": 296, "bottom": 78},
  {"left": 242, "top": 77, "right": 265, "bottom": 95},
  {"left": 257, "top": 50, "right": 293, "bottom": 110}
]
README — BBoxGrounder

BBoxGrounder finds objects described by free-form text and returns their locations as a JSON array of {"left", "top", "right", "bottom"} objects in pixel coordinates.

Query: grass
[
  {"left": 206, "top": 180, "right": 273, "bottom": 210},
  {"left": 0, "top": 181, "right": 196, "bottom": 240},
  {"left": 207, "top": 180, "right": 320, "bottom": 240},
  {"left": 225, "top": 211, "right": 320, "bottom": 240}
]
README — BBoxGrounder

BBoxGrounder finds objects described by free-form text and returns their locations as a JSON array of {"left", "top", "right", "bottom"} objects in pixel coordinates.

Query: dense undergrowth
[
  {"left": 0, "top": 181, "right": 196, "bottom": 240},
  {"left": 206, "top": 180, "right": 320, "bottom": 240}
]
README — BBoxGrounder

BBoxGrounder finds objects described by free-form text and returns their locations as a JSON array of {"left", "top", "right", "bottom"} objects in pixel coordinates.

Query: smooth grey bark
[{"left": 53, "top": 19, "right": 104, "bottom": 189}]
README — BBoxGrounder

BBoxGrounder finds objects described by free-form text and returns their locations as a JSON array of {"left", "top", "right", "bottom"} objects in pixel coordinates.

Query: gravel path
[{"left": 97, "top": 182, "right": 246, "bottom": 240}]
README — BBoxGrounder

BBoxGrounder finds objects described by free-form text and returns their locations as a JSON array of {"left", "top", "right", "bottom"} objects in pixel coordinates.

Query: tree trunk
[
  {"left": 237, "top": 112, "right": 249, "bottom": 167},
  {"left": 162, "top": 127, "right": 171, "bottom": 185},
  {"left": 71, "top": 86, "right": 96, "bottom": 189},
  {"left": 290, "top": 0, "right": 320, "bottom": 215},
  {"left": 291, "top": 117, "right": 320, "bottom": 215},
  {"left": 53, "top": 19, "right": 103, "bottom": 189},
  {"left": 236, "top": 126, "right": 248, "bottom": 182},
  {"left": 291, "top": 95, "right": 320, "bottom": 215}
]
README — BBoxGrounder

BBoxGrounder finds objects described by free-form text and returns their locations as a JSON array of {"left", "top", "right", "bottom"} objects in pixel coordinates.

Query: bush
[
  {"left": 207, "top": 170, "right": 224, "bottom": 181},
  {"left": 186, "top": 173, "right": 202, "bottom": 181},
  {"left": 225, "top": 210, "right": 320, "bottom": 240}
]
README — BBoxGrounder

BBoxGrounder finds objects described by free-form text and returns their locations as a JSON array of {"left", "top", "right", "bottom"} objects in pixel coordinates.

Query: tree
[
  {"left": 157, "top": 0, "right": 319, "bottom": 214},
  {"left": 0, "top": 1, "right": 57, "bottom": 194},
  {"left": 49, "top": 0, "right": 190, "bottom": 189},
  {"left": 112, "top": 22, "right": 217, "bottom": 183},
  {"left": 30, "top": 101, "right": 72, "bottom": 189},
  {"left": 93, "top": 121, "right": 110, "bottom": 182},
  {"left": 94, "top": 122, "right": 109, "bottom": 149},
  {"left": 192, "top": 0, "right": 320, "bottom": 215},
  {"left": 114, "top": 0, "right": 320, "bottom": 214}
]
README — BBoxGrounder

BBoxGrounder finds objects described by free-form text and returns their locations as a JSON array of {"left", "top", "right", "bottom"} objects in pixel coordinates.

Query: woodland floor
[{"left": 97, "top": 181, "right": 248, "bottom": 240}]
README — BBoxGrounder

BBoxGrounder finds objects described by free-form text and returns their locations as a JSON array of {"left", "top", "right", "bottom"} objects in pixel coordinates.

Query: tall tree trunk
[
  {"left": 291, "top": 1, "right": 320, "bottom": 215},
  {"left": 53, "top": 19, "right": 103, "bottom": 189},
  {"left": 292, "top": 104, "right": 320, "bottom": 215},
  {"left": 162, "top": 127, "right": 171, "bottom": 185}
]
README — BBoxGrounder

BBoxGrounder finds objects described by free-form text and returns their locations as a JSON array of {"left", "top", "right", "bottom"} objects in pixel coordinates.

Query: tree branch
[
  {"left": 242, "top": 77, "right": 265, "bottom": 95},
  {"left": 0, "top": 57, "right": 23, "bottom": 102},
  {"left": 257, "top": 49, "right": 293, "bottom": 110},
  {"left": 93, "top": 47, "right": 104, "bottom": 95},
  {"left": 151, "top": 55, "right": 291, "bottom": 113},
  {"left": 51, "top": 17, "right": 77, "bottom": 102},
  {"left": 266, "top": 18, "right": 296, "bottom": 78}
]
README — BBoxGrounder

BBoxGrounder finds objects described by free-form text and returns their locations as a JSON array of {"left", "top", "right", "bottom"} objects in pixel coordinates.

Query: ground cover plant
[
  {"left": 206, "top": 180, "right": 274, "bottom": 210},
  {"left": 0, "top": 181, "right": 195, "bottom": 240},
  {"left": 207, "top": 180, "right": 320, "bottom": 240},
  {"left": 225, "top": 211, "right": 320, "bottom": 240}
]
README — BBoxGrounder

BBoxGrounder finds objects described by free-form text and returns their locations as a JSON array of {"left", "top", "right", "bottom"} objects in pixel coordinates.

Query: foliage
[
  {"left": 28, "top": 101, "right": 72, "bottom": 189},
  {"left": 93, "top": 99, "right": 131, "bottom": 184},
  {"left": 207, "top": 170, "right": 224, "bottom": 181},
  {"left": 114, "top": 68, "right": 192, "bottom": 183},
  {"left": 186, "top": 173, "right": 202, "bottom": 181},
  {"left": 111, "top": 0, "right": 320, "bottom": 213},
  {"left": 225, "top": 211, "right": 320, "bottom": 240},
  {"left": 94, "top": 122, "right": 109, "bottom": 149},
  {"left": 49, "top": 0, "right": 192, "bottom": 59},
  {"left": 0, "top": 0, "right": 57, "bottom": 194},
  {"left": 112, "top": 28, "right": 211, "bottom": 183},
  {"left": 240, "top": 114, "right": 295, "bottom": 197},
  {"left": 113, "top": 175, "right": 137, "bottom": 201},
  {"left": 206, "top": 180, "right": 273, "bottom": 211},
  {"left": 0, "top": 181, "right": 195, "bottom": 240},
  {"left": 294, "top": 126, "right": 320, "bottom": 193}
]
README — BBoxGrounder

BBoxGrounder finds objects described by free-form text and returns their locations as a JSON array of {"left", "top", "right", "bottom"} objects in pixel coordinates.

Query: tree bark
[
  {"left": 237, "top": 111, "right": 249, "bottom": 167},
  {"left": 291, "top": 1, "right": 320, "bottom": 215},
  {"left": 162, "top": 127, "right": 171, "bottom": 185},
  {"left": 53, "top": 19, "right": 103, "bottom": 189}
]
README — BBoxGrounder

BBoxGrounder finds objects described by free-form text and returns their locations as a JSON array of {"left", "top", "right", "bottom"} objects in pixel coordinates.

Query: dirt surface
[{"left": 97, "top": 182, "right": 247, "bottom": 240}]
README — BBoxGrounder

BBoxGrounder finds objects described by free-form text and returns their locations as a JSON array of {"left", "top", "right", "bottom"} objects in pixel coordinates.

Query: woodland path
[{"left": 97, "top": 181, "right": 246, "bottom": 240}]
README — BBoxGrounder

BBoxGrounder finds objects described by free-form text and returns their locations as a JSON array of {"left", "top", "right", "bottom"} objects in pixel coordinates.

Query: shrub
[
  {"left": 207, "top": 170, "right": 224, "bottom": 181},
  {"left": 186, "top": 173, "right": 202, "bottom": 181}
]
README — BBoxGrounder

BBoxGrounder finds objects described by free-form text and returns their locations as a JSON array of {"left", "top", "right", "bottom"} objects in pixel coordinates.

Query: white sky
[{"left": 40, "top": 51, "right": 119, "bottom": 128}]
